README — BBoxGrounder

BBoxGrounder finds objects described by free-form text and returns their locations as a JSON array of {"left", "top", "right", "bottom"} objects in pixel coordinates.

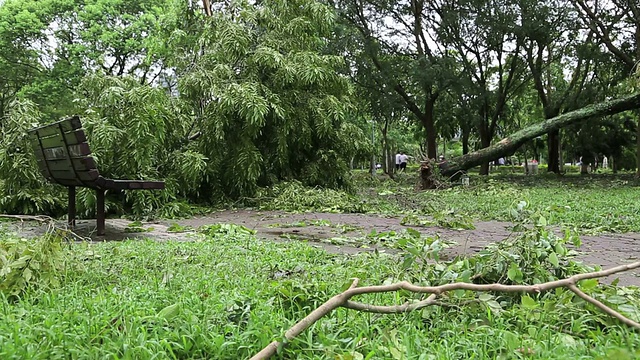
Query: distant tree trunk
[
  {"left": 636, "top": 23, "right": 640, "bottom": 176},
  {"left": 421, "top": 97, "right": 437, "bottom": 159},
  {"left": 636, "top": 112, "right": 640, "bottom": 176},
  {"left": 202, "top": 0, "right": 212, "bottom": 16},
  {"left": 439, "top": 92, "right": 640, "bottom": 177},
  {"left": 441, "top": 138, "right": 447, "bottom": 157},
  {"left": 381, "top": 118, "right": 390, "bottom": 174},
  {"left": 478, "top": 117, "right": 491, "bottom": 175},
  {"left": 547, "top": 129, "right": 560, "bottom": 173},
  {"left": 559, "top": 130, "right": 564, "bottom": 172},
  {"left": 461, "top": 125, "right": 471, "bottom": 155},
  {"left": 612, "top": 156, "right": 618, "bottom": 173}
]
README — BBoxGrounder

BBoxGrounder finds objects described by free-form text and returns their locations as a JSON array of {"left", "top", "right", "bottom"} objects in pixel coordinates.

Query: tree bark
[
  {"left": 477, "top": 116, "right": 492, "bottom": 175},
  {"left": 634, "top": 17, "right": 640, "bottom": 176},
  {"left": 421, "top": 96, "right": 438, "bottom": 159},
  {"left": 636, "top": 112, "right": 640, "bottom": 177},
  {"left": 440, "top": 92, "right": 640, "bottom": 177},
  {"left": 547, "top": 129, "right": 560, "bottom": 173},
  {"left": 202, "top": 0, "right": 212, "bottom": 16},
  {"left": 381, "top": 118, "right": 390, "bottom": 174},
  {"left": 461, "top": 124, "right": 470, "bottom": 155}
]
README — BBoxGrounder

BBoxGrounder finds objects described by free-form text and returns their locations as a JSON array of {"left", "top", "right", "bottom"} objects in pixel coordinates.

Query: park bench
[{"left": 28, "top": 116, "right": 165, "bottom": 236}]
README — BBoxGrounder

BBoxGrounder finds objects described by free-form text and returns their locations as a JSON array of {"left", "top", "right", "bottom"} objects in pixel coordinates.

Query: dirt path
[{"left": 9, "top": 210, "right": 640, "bottom": 285}]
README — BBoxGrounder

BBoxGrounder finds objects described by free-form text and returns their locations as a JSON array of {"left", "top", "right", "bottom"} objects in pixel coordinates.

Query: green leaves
[
  {"left": 548, "top": 252, "right": 559, "bottom": 268},
  {"left": 0, "top": 233, "right": 64, "bottom": 297},
  {"left": 507, "top": 263, "right": 523, "bottom": 283}
]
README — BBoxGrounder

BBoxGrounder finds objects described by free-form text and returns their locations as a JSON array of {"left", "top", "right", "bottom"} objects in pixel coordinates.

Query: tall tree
[
  {"left": 336, "top": 0, "right": 457, "bottom": 159},
  {"left": 438, "top": 0, "right": 528, "bottom": 174},
  {"left": 520, "top": 0, "right": 595, "bottom": 173},
  {"left": 170, "top": 0, "right": 365, "bottom": 197},
  {"left": 570, "top": 0, "right": 640, "bottom": 174}
]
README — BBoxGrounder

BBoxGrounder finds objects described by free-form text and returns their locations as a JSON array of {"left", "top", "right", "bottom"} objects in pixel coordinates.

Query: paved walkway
[{"left": 11, "top": 210, "right": 640, "bottom": 286}]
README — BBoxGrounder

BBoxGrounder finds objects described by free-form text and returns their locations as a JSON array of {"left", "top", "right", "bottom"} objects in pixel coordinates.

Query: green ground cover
[{"left": 1, "top": 174, "right": 640, "bottom": 359}]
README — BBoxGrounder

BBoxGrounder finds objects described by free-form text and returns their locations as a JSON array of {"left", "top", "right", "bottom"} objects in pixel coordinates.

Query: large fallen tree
[{"left": 439, "top": 92, "right": 640, "bottom": 178}]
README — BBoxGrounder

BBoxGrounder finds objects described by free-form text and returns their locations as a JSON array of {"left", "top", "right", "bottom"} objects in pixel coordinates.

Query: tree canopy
[{"left": 1, "top": 0, "right": 640, "bottom": 215}]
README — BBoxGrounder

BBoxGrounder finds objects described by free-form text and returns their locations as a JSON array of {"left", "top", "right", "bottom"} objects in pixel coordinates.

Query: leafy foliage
[
  {"left": 169, "top": 0, "right": 363, "bottom": 198},
  {"left": 0, "top": 100, "right": 65, "bottom": 215},
  {"left": 257, "top": 181, "right": 368, "bottom": 213},
  {"left": 0, "top": 0, "right": 369, "bottom": 218},
  {"left": 0, "top": 230, "right": 65, "bottom": 298}
]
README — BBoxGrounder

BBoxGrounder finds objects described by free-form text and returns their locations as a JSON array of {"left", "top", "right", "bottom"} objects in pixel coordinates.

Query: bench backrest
[{"left": 29, "top": 116, "right": 101, "bottom": 188}]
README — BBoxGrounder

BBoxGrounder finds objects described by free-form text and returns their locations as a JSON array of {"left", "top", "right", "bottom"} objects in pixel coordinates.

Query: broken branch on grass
[
  {"left": 250, "top": 261, "right": 640, "bottom": 360},
  {"left": 0, "top": 214, "right": 54, "bottom": 222},
  {"left": 0, "top": 214, "right": 89, "bottom": 241},
  {"left": 567, "top": 283, "right": 640, "bottom": 328},
  {"left": 344, "top": 294, "right": 438, "bottom": 313}
]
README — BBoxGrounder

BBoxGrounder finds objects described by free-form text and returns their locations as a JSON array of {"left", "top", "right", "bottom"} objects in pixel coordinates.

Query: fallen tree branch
[
  {"left": 0, "top": 214, "right": 89, "bottom": 242},
  {"left": 439, "top": 92, "right": 640, "bottom": 177},
  {"left": 0, "top": 214, "right": 54, "bottom": 222},
  {"left": 251, "top": 261, "right": 640, "bottom": 360},
  {"left": 344, "top": 294, "right": 438, "bottom": 313},
  {"left": 567, "top": 284, "right": 640, "bottom": 328}
]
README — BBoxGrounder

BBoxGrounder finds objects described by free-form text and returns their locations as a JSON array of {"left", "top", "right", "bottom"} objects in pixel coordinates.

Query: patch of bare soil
[{"left": 8, "top": 210, "right": 639, "bottom": 285}]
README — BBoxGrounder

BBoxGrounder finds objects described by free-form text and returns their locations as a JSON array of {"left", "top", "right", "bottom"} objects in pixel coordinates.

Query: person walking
[
  {"left": 395, "top": 151, "right": 401, "bottom": 171},
  {"left": 399, "top": 151, "right": 408, "bottom": 171}
]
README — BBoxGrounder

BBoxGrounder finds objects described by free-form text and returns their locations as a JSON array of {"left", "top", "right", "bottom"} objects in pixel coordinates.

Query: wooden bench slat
[
  {"left": 29, "top": 116, "right": 83, "bottom": 137},
  {"left": 48, "top": 169, "right": 100, "bottom": 181},
  {"left": 36, "top": 157, "right": 97, "bottom": 172},
  {"left": 30, "top": 129, "right": 88, "bottom": 149},
  {"left": 49, "top": 178, "right": 84, "bottom": 187},
  {"left": 95, "top": 178, "right": 166, "bottom": 190},
  {"left": 33, "top": 143, "right": 92, "bottom": 161}
]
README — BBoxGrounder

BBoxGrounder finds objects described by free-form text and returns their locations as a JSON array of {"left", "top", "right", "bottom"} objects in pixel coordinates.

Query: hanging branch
[{"left": 250, "top": 261, "right": 640, "bottom": 360}]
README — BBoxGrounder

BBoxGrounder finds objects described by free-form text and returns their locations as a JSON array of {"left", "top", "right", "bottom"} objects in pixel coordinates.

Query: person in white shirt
[
  {"left": 395, "top": 152, "right": 401, "bottom": 171},
  {"left": 399, "top": 152, "right": 408, "bottom": 171}
]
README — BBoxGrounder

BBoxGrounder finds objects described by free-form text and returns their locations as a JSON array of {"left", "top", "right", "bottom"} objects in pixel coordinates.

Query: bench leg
[
  {"left": 96, "top": 189, "right": 105, "bottom": 236},
  {"left": 68, "top": 186, "right": 76, "bottom": 228}
]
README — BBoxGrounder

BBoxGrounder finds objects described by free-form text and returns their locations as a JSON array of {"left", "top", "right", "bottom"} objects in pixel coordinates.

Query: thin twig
[
  {"left": 0, "top": 214, "right": 54, "bottom": 222},
  {"left": 250, "top": 261, "right": 640, "bottom": 360},
  {"left": 0, "top": 214, "right": 90, "bottom": 242},
  {"left": 567, "top": 284, "right": 640, "bottom": 329}
]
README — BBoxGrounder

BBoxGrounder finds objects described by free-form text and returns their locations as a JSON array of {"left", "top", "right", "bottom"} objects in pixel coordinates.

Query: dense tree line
[{"left": 0, "top": 0, "right": 638, "bottom": 215}]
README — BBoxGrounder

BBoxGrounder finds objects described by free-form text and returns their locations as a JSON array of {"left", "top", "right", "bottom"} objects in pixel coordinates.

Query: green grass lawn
[
  {"left": 3, "top": 173, "right": 640, "bottom": 359},
  {"left": 345, "top": 172, "right": 640, "bottom": 233},
  {"left": 1, "top": 227, "right": 639, "bottom": 359}
]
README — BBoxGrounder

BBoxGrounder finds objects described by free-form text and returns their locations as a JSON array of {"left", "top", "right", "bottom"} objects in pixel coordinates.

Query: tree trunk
[
  {"left": 478, "top": 119, "right": 491, "bottom": 175},
  {"left": 381, "top": 118, "right": 390, "bottom": 174},
  {"left": 439, "top": 92, "right": 640, "bottom": 177},
  {"left": 636, "top": 112, "right": 640, "bottom": 177},
  {"left": 547, "top": 129, "right": 560, "bottom": 173},
  {"left": 202, "top": 0, "right": 212, "bottom": 16},
  {"left": 462, "top": 125, "right": 470, "bottom": 155},
  {"left": 559, "top": 130, "right": 564, "bottom": 172},
  {"left": 422, "top": 98, "right": 437, "bottom": 159},
  {"left": 636, "top": 22, "right": 640, "bottom": 176},
  {"left": 581, "top": 163, "right": 589, "bottom": 174}
]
